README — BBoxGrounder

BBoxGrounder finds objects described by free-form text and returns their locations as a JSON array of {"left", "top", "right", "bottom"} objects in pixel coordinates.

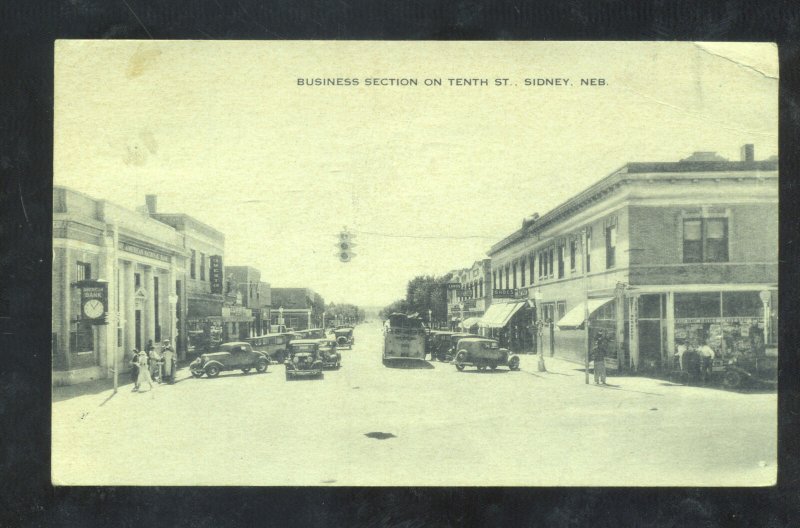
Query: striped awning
[{"left": 478, "top": 302, "right": 525, "bottom": 328}]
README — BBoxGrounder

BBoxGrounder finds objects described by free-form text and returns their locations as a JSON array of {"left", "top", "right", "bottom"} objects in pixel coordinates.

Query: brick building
[
  {"left": 270, "top": 288, "right": 323, "bottom": 330},
  {"left": 487, "top": 146, "right": 778, "bottom": 373},
  {"left": 224, "top": 265, "right": 271, "bottom": 337},
  {"left": 149, "top": 196, "right": 226, "bottom": 358}
]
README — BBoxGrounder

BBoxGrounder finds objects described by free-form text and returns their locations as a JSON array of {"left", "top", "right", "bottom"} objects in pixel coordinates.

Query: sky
[{"left": 53, "top": 41, "right": 778, "bottom": 307}]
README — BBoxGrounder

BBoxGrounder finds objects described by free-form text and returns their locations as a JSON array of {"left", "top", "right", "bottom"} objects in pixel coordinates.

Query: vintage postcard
[{"left": 52, "top": 41, "right": 778, "bottom": 486}]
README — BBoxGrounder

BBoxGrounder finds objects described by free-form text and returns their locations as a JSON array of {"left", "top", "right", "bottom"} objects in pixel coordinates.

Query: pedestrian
[
  {"left": 592, "top": 330, "right": 608, "bottom": 385},
  {"left": 698, "top": 340, "right": 716, "bottom": 382},
  {"left": 129, "top": 348, "right": 141, "bottom": 390},
  {"left": 149, "top": 344, "right": 163, "bottom": 384},
  {"left": 136, "top": 348, "right": 154, "bottom": 392},
  {"left": 162, "top": 339, "right": 177, "bottom": 384},
  {"left": 674, "top": 339, "right": 688, "bottom": 371}
]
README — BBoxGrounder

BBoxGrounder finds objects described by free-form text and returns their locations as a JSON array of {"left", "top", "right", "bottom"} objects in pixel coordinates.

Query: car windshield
[{"left": 291, "top": 344, "right": 317, "bottom": 352}]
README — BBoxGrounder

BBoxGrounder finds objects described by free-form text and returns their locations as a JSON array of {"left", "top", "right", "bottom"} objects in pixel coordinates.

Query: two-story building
[
  {"left": 53, "top": 187, "right": 188, "bottom": 385},
  {"left": 149, "top": 195, "right": 226, "bottom": 359},
  {"left": 224, "top": 265, "right": 271, "bottom": 336},
  {"left": 487, "top": 146, "right": 778, "bottom": 373}
]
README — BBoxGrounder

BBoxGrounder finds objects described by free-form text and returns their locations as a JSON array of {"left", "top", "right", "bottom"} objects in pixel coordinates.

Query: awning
[
  {"left": 458, "top": 317, "right": 482, "bottom": 329},
  {"left": 479, "top": 302, "right": 525, "bottom": 328},
  {"left": 556, "top": 298, "right": 614, "bottom": 329}
]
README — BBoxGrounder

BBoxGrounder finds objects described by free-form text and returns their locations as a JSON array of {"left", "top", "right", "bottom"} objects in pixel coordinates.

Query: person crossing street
[{"left": 592, "top": 330, "right": 609, "bottom": 385}]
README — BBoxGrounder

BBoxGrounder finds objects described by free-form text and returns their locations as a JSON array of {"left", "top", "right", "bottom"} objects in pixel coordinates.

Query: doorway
[{"left": 135, "top": 309, "right": 142, "bottom": 350}]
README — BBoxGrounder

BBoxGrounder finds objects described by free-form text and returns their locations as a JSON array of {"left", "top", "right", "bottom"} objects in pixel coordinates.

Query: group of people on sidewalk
[{"left": 129, "top": 339, "right": 178, "bottom": 392}]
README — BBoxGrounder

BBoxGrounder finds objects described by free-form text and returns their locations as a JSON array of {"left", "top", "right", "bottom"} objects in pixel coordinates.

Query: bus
[{"left": 382, "top": 313, "right": 428, "bottom": 367}]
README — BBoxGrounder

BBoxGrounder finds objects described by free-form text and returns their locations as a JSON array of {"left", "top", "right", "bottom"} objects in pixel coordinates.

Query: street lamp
[{"left": 534, "top": 288, "right": 546, "bottom": 372}]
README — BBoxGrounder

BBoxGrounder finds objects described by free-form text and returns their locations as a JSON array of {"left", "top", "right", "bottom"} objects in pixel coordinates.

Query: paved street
[{"left": 52, "top": 322, "right": 776, "bottom": 486}]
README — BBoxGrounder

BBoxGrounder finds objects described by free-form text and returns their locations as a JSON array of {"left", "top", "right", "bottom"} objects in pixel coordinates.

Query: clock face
[{"left": 83, "top": 299, "right": 104, "bottom": 319}]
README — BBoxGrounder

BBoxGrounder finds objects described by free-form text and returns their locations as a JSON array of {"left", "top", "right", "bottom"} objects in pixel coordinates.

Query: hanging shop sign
[
  {"left": 447, "top": 283, "right": 462, "bottom": 291},
  {"left": 78, "top": 279, "right": 108, "bottom": 325},
  {"left": 515, "top": 288, "right": 529, "bottom": 299},
  {"left": 209, "top": 255, "right": 224, "bottom": 294},
  {"left": 493, "top": 289, "right": 515, "bottom": 298}
]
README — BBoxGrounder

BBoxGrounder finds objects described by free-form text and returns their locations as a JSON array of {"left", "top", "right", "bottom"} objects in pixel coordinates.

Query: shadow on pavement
[
  {"left": 458, "top": 369, "right": 511, "bottom": 374},
  {"left": 382, "top": 358, "right": 435, "bottom": 369}
]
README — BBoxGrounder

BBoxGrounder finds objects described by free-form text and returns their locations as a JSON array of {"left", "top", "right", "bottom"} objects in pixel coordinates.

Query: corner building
[
  {"left": 487, "top": 148, "right": 778, "bottom": 373},
  {"left": 53, "top": 187, "right": 188, "bottom": 385}
]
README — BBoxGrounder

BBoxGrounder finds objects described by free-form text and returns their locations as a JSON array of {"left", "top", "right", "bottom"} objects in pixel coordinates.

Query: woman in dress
[
  {"left": 162, "top": 339, "right": 176, "bottom": 384},
  {"left": 136, "top": 348, "right": 154, "bottom": 392}
]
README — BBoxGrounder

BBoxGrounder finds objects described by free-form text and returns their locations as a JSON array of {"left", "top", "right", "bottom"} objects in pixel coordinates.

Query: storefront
[
  {"left": 626, "top": 288, "right": 777, "bottom": 374},
  {"left": 479, "top": 296, "right": 535, "bottom": 353}
]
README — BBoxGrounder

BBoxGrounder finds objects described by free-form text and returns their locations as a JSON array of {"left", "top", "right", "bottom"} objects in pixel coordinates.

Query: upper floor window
[
  {"left": 76, "top": 261, "right": 91, "bottom": 282},
  {"left": 569, "top": 239, "right": 577, "bottom": 272},
  {"left": 504, "top": 266, "right": 510, "bottom": 289},
  {"left": 512, "top": 263, "right": 517, "bottom": 289},
  {"left": 548, "top": 248, "right": 554, "bottom": 277},
  {"left": 200, "top": 252, "right": 206, "bottom": 281},
  {"left": 520, "top": 259, "right": 526, "bottom": 287},
  {"left": 683, "top": 218, "right": 728, "bottom": 263},
  {"left": 134, "top": 272, "right": 141, "bottom": 289},
  {"left": 557, "top": 245, "right": 565, "bottom": 279},
  {"left": 605, "top": 225, "right": 617, "bottom": 269},
  {"left": 586, "top": 231, "right": 592, "bottom": 273},
  {"left": 190, "top": 250, "right": 197, "bottom": 279},
  {"left": 492, "top": 271, "right": 497, "bottom": 289},
  {"left": 529, "top": 254, "right": 535, "bottom": 284}
]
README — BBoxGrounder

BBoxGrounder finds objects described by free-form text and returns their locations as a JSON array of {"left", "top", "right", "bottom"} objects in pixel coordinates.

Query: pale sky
[{"left": 54, "top": 41, "right": 778, "bottom": 307}]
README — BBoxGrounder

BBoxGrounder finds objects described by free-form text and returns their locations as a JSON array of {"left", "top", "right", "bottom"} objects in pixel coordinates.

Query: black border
[{"left": 1, "top": 0, "right": 799, "bottom": 525}]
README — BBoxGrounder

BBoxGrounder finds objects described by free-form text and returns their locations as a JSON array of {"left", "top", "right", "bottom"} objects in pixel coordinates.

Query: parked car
[
  {"left": 452, "top": 337, "right": 520, "bottom": 372},
  {"left": 246, "top": 332, "right": 295, "bottom": 363},
  {"left": 187, "top": 330, "right": 222, "bottom": 354},
  {"left": 189, "top": 342, "right": 269, "bottom": 378},
  {"left": 333, "top": 326, "right": 355, "bottom": 349},
  {"left": 299, "top": 328, "right": 326, "bottom": 340},
  {"left": 284, "top": 339, "right": 325, "bottom": 380},
  {"left": 434, "top": 332, "right": 474, "bottom": 362},
  {"left": 316, "top": 338, "right": 342, "bottom": 369}
]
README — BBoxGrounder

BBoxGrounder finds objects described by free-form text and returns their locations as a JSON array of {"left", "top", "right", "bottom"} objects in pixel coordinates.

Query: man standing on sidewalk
[{"left": 592, "top": 330, "right": 608, "bottom": 385}]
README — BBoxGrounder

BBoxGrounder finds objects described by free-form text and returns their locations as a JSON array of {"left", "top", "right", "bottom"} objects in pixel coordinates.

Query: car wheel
[
  {"left": 490, "top": 364, "right": 498, "bottom": 370},
  {"left": 723, "top": 369, "right": 743, "bottom": 389},
  {"left": 205, "top": 365, "right": 220, "bottom": 378},
  {"left": 274, "top": 351, "right": 285, "bottom": 363},
  {"left": 255, "top": 360, "right": 268, "bottom": 373},
  {"left": 508, "top": 356, "right": 520, "bottom": 371},
  {"left": 455, "top": 351, "right": 467, "bottom": 371},
  {"left": 190, "top": 370, "right": 204, "bottom": 378},
  {"left": 241, "top": 368, "right": 251, "bottom": 374}
]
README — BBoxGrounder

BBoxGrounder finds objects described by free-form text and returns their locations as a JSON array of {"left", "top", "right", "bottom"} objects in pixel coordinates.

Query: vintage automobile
[
  {"left": 333, "top": 326, "right": 355, "bottom": 349},
  {"left": 246, "top": 332, "right": 295, "bottom": 363},
  {"left": 430, "top": 331, "right": 474, "bottom": 362},
  {"left": 316, "top": 338, "right": 342, "bottom": 369},
  {"left": 452, "top": 337, "right": 521, "bottom": 372},
  {"left": 284, "top": 339, "right": 325, "bottom": 380},
  {"left": 187, "top": 329, "right": 222, "bottom": 354},
  {"left": 189, "top": 342, "right": 269, "bottom": 378},
  {"left": 298, "top": 328, "right": 326, "bottom": 340},
  {"left": 383, "top": 313, "right": 428, "bottom": 367}
]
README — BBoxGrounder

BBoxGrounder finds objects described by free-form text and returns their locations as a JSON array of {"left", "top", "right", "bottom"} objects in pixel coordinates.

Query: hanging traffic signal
[{"left": 337, "top": 228, "right": 357, "bottom": 262}]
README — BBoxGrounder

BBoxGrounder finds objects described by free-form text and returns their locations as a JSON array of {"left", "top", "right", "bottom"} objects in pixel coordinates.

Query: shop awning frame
[
  {"left": 458, "top": 316, "right": 482, "bottom": 329},
  {"left": 556, "top": 297, "right": 614, "bottom": 330},
  {"left": 478, "top": 301, "right": 525, "bottom": 329}
]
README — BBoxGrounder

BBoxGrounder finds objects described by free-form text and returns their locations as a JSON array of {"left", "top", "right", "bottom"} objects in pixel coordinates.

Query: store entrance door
[
  {"left": 638, "top": 320, "right": 662, "bottom": 372},
  {"left": 135, "top": 310, "right": 142, "bottom": 351}
]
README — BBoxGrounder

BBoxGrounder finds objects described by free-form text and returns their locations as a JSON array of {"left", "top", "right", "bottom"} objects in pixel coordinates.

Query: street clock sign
[{"left": 78, "top": 279, "right": 108, "bottom": 325}]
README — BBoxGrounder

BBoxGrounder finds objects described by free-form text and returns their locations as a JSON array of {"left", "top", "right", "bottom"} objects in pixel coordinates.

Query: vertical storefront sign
[{"left": 209, "top": 255, "right": 223, "bottom": 294}]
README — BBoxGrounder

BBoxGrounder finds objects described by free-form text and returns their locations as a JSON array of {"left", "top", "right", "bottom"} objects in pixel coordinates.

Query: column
[
  {"left": 168, "top": 264, "right": 177, "bottom": 343},
  {"left": 60, "top": 249, "right": 72, "bottom": 371},
  {"left": 144, "top": 266, "right": 155, "bottom": 345},
  {"left": 98, "top": 231, "right": 116, "bottom": 372},
  {"left": 124, "top": 261, "right": 135, "bottom": 355},
  {"left": 628, "top": 295, "right": 639, "bottom": 372},
  {"left": 665, "top": 292, "right": 675, "bottom": 369}
]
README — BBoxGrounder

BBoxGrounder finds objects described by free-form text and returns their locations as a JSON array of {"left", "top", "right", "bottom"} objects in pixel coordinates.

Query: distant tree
[{"left": 379, "top": 299, "right": 409, "bottom": 320}]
